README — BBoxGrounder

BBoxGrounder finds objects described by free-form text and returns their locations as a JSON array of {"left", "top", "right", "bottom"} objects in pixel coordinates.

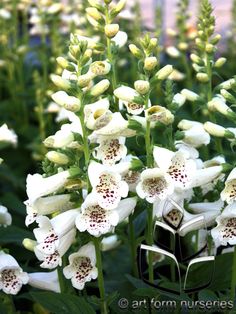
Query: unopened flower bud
[
  {"left": 211, "top": 34, "right": 221, "bottom": 45},
  {"left": 220, "top": 89, "right": 236, "bottom": 103},
  {"left": 129, "top": 44, "right": 143, "bottom": 59},
  {"left": 190, "top": 53, "right": 202, "bottom": 65},
  {"left": 90, "top": 79, "right": 110, "bottom": 97},
  {"left": 105, "top": 24, "right": 119, "bottom": 38},
  {"left": 166, "top": 46, "right": 180, "bottom": 58},
  {"left": 215, "top": 57, "right": 226, "bottom": 68},
  {"left": 51, "top": 91, "right": 81, "bottom": 112},
  {"left": 149, "top": 38, "right": 158, "bottom": 49},
  {"left": 196, "top": 73, "right": 209, "bottom": 83},
  {"left": 134, "top": 80, "right": 150, "bottom": 95},
  {"left": 23, "top": 238, "right": 37, "bottom": 252},
  {"left": 86, "top": 7, "right": 103, "bottom": 22},
  {"left": 205, "top": 43, "right": 214, "bottom": 53},
  {"left": 204, "top": 122, "right": 234, "bottom": 138},
  {"left": 181, "top": 89, "right": 199, "bottom": 102},
  {"left": 156, "top": 65, "right": 173, "bottom": 80},
  {"left": 113, "top": 0, "right": 126, "bottom": 14},
  {"left": 144, "top": 57, "right": 158, "bottom": 71},
  {"left": 178, "top": 42, "right": 188, "bottom": 51},
  {"left": 218, "top": 79, "right": 236, "bottom": 90},
  {"left": 172, "top": 93, "right": 186, "bottom": 108},
  {"left": 46, "top": 151, "right": 69, "bottom": 165},
  {"left": 78, "top": 74, "right": 92, "bottom": 88},
  {"left": 50, "top": 74, "right": 71, "bottom": 90}
]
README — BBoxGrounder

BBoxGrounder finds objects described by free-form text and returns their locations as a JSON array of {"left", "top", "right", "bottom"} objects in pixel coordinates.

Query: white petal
[
  {"left": 153, "top": 146, "right": 174, "bottom": 171},
  {"left": 28, "top": 270, "right": 60, "bottom": 292}
]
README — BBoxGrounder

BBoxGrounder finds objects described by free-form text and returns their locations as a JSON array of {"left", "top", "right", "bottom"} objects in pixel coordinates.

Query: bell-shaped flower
[
  {"left": 25, "top": 194, "right": 74, "bottom": 226},
  {"left": 33, "top": 209, "right": 78, "bottom": 255},
  {"left": 211, "top": 203, "right": 236, "bottom": 246},
  {"left": 119, "top": 99, "right": 144, "bottom": 115},
  {"left": 221, "top": 168, "right": 236, "bottom": 204},
  {"left": 84, "top": 98, "right": 110, "bottom": 130},
  {"left": 76, "top": 194, "right": 137, "bottom": 237},
  {"left": 191, "top": 165, "right": 224, "bottom": 188},
  {"left": 0, "top": 124, "right": 17, "bottom": 147},
  {"left": 88, "top": 161, "right": 129, "bottom": 210},
  {"left": 153, "top": 146, "right": 197, "bottom": 190},
  {"left": 145, "top": 106, "right": 174, "bottom": 126},
  {"left": 63, "top": 242, "right": 98, "bottom": 290},
  {"left": 188, "top": 199, "right": 223, "bottom": 226},
  {"left": 177, "top": 120, "right": 210, "bottom": 148},
  {"left": 0, "top": 251, "right": 28, "bottom": 295},
  {"left": 26, "top": 170, "right": 72, "bottom": 202},
  {"left": 136, "top": 168, "right": 174, "bottom": 203},
  {"left": 28, "top": 270, "right": 60, "bottom": 292},
  {"left": 112, "top": 31, "right": 128, "bottom": 48},
  {"left": 175, "top": 142, "right": 199, "bottom": 160},
  {"left": 93, "top": 136, "right": 127, "bottom": 166},
  {"left": 34, "top": 228, "right": 76, "bottom": 269},
  {"left": 0, "top": 205, "right": 12, "bottom": 227},
  {"left": 92, "top": 112, "right": 129, "bottom": 137}
]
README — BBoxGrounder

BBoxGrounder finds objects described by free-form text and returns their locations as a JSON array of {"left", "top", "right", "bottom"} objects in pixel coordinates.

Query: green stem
[
  {"left": 93, "top": 237, "right": 108, "bottom": 314},
  {"left": 79, "top": 106, "right": 91, "bottom": 193},
  {"left": 147, "top": 205, "right": 154, "bottom": 283},
  {"left": 144, "top": 93, "right": 152, "bottom": 168},
  {"left": 128, "top": 215, "right": 139, "bottom": 277},
  {"left": 230, "top": 246, "right": 236, "bottom": 301}
]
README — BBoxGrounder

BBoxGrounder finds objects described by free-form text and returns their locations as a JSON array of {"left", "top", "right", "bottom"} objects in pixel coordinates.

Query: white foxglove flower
[
  {"left": 153, "top": 146, "right": 196, "bottom": 190},
  {"left": 93, "top": 136, "right": 127, "bottom": 165},
  {"left": 44, "top": 129, "right": 74, "bottom": 148},
  {"left": 26, "top": 170, "right": 71, "bottom": 202},
  {"left": 25, "top": 194, "right": 73, "bottom": 226},
  {"left": 175, "top": 142, "right": 199, "bottom": 159},
  {"left": 34, "top": 209, "right": 78, "bottom": 254},
  {"left": 0, "top": 251, "right": 28, "bottom": 295},
  {"left": 34, "top": 229, "right": 76, "bottom": 269},
  {"left": 63, "top": 242, "right": 98, "bottom": 290},
  {"left": 0, "top": 205, "right": 12, "bottom": 227},
  {"left": 178, "top": 119, "right": 203, "bottom": 130},
  {"left": 191, "top": 165, "right": 223, "bottom": 188},
  {"left": 28, "top": 270, "right": 60, "bottom": 292},
  {"left": 145, "top": 106, "right": 174, "bottom": 125},
  {"left": 221, "top": 168, "right": 236, "bottom": 204},
  {"left": 111, "top": 31, "right": 128, "bottom": 48},
  {"left": 75, "top": 194, "right": 136, "bottom": 237},
  {"left": 93, "top": 112, "right": 129, "bottom": 137},
  {"left": 122, "top": 169, "right": 140, "bottom": 193},
  {"left": 204, "top": 122, "right": 234, "bottom": 138},
  {"left": 88, "top": 161, "right": 129, "bottom": 210},
  {"left": 189, "top": 199, "right": 223, "bottom": 215},
  {"left": 84, "top": 98, "right": 110, "bottom": 130},
  {"left": 136, "top": 168, "right": 174, "bottom": 203},
  {"left": 120, "top": 100, "right": 144, "bottom": 115},
  {"left": 211, "top": 203, "right": 236, "bottom": 246},
  {"left": 0, "top": 124, "right": 17, "bottom": 147},
  {"left": 180, "top": 125, "right": 210, "bottom": 148},
  {"left": 172, "top": 93, "right": 186, "bottom": 108},
  {"left": 51, "top": 91, "right": 81, "bottom": 112}
]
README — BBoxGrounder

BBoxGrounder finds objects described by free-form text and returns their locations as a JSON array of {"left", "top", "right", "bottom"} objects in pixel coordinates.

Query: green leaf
[
  {"left": 0, "top": 226, "right": 33, "bottom": 244},
  {"left": 25, "top": 292, "right": 96, "bottom": 314}
]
